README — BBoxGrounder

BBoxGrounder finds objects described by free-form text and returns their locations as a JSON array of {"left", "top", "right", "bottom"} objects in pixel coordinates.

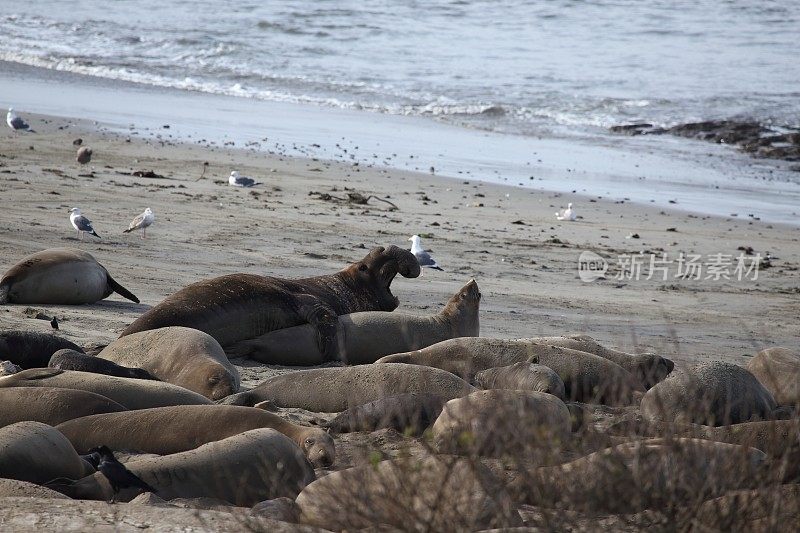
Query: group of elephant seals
[
  {"left": 746, "top": 346, "right": 799, "bottom": 406},
  {"left": 0, "top": 330, "right": 84, "bottom": 369},
  {"left": 56, "top": 404, "right": 334, "bottom": 467},
  {"left": 228, "top": 279, "right": 481, "bottom": 365},
  {"left": 221, "top": 363, "right": 475, "bottom": 412},
  {"left": 0, "top": 387, "right": 126, "bottom": 428},
  {"left": 49, "top": 349, "right": 155, "bottom": 381},
  {"left": 119, "top": 246, "right": 421, "bottom": 360},
  {"left": 641, "top": 361, "right": 777, "bottom": 426},
  {"left": 97, "top": 327, "right": 239, "bottom": 400},
  {"left": 0, "top": 248, "right": 139, "bottom": 304},
  {"left": 0, "top": 368, "right": 212, "bottom": 410},
  {"left": 474, "top": 362, "right": 565, "bottom": 400},
  {"left": 323, "top": 393, "right": 446, "bottom": 435},
  {"left": 51, "top": 429, "right": 316, "bottom": 506}
]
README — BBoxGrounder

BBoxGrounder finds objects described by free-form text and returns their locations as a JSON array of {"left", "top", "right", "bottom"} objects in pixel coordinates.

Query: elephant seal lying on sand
[
  {"left": 0, "top": 248, "right": 139, "bottom": 304},
  {"left": 119, "top": 246, "right": 420, "bottom": 360},
  {"left": 474, "top": 362, "right": 565, "bottom": 399},
  {"left": 56, "top": 404, "right": 334, "bottom": 467},
  {"left": 746, "top": 347, "right": 800, "bottom": 406},
  {"left": 0, "top": 368, "right": 212, "bottom": 409},
  {"left": 51, "top": 429, "right": 316, "bottom": 506},
  {"left": 323, "top": 393, "right": 446, "bottom": 435},
  {"left": 641, "top": 361, "right": 777, "bottom": 426},
  {"left": 49, "top": 349, "right": 156, "bottom": 380},
  {"left": 0, "top": 330, "right": 84, "bottom": 369},
  {"left": 98, "top": 327, "right": 239, "bottom": 400},
  {"left": 0, "top": 387, "right": 126, "bottom": 428},
  {"left": 227, "top": 279, "right": 481, "bottom": 365},
  {"left": 0, "top": 421, "right": 94, "bottom": 484},
  {"left": 221, "top": 363, "right": 476, "bottom": 412}
]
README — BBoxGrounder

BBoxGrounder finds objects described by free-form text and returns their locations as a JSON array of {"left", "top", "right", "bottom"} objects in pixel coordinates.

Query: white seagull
[
  {"left": 229, "top": 170, "right": 259, "bottom": 187},
  {"left": 123, "top": 207, "right": 155, "bottom": 239},
  {"left": 6, "top": 107, "right": 33, "bottom": 134},
  {"left": 68, "top": 207, "right": 100, "bottom": 240},
  {"left": 555, "top": 202, "right": 577, "bottom": 221},
  {"left": 409, "top": 234, "right": 444, "bottom": 275}
]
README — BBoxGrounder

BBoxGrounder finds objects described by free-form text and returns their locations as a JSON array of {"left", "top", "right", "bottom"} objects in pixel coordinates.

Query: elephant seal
[
  {"left": 0, "top": 387, "right": 126, "bottom": 428},
  {"left": 120, "top": 246, "right": 421, "bottom": 360},
  {"left": 220, "top": 363, "right": 476, "bottom": 412},
  {"left": 641, "top": 361, "right": 777, "bottom": 426},
  {"left": 0, "top": 421, "right": 94, "bottom": 484},
  {"left": 295, "top": 455, "right": 520, "bottom": 531},
  {"left": 323, "top": 393, "right": 446, "bottom": 435},
  {"left": 50, "top": 429, "right": 316, "bottom": 506},
  {"left": 56, "top": 404, "right": 334, "bottom": 467},
  {"left": 431, "top": 389, "right": 571, "bottom": 457},
  {"left": 227, "top": 279, "right": 481, "bottom": 365},
  {"left": 98, "top": 327, "right": 239, "bottom": 400},
  {"left": 0, "top": 368, "right": 212, "bottom": 409},
  {"left": 511, "top": 438, "right": 766, "bottom": 514},
  {"left": 0, "top": 478, "right": 70, "bottom": 499},
  {"left": 695, "top": 484, "right": 800, "bottom": 531},
  {"left": 526, "top": 334, "right": 674, "bottom": 388},
  {"left": 49, "top": 349, "right": 156, "bottom": 380},
  {"left": 0, "top": 248, "right": 139, "bottom": 304},
  {"left": 378, "top": 339, "right": 643, "bottom": 406},
  {"left": 746, "top": 347, "right": 800, "bottom": 406},
  {"left": 0, "top": 330, "right": 84, "bottom": 369},
  {"left": 474, "top": 362, "right": 565, "bottom": 400}
]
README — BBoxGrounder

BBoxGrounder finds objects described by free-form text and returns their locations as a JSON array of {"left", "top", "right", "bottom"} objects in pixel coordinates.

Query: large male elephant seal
[
  {"left": 0, "top": 478, "right": 70, "bottom": 500},
  {"left": 119, "top": 246, "right": 420, "bottom": 359},
  {"left": 746, "top": 347, "right": 800, "bottom": 406},
  {"left": 0, "top": 248, "right": 139, "bottom": 304},
  {"left": 98, "top": 327, "right": 239, "bottom": 400},
  {"left": 50, "top": 429, "right": 315, "bottom": 506},
  {"left": 0, "top": 387, "right": 126, "bottom": 428},
  {"left": 56, "top": 405, "right": 334, "bottom": 467},
  {"left": 228, "top": 279, "right": 481, "bottom": 365},
  {"left": 0, "top": 330, "right": 84, "bottom": 369},
  {"left": 474, "top": 362, "right": 565, "bottom": 400},
  {"left": 0, "top": 421, "right": 94, "bottom": 484},
  {"left": 641, "top": 361, "right": 777, "bottom": 426},
  {"left": 49, "top": 349, "right": 156, "bottom": 380},
  {"left": 323, "top": 393, "right": 446, "bottom": 435},
  {"left": 0, "top": 368, "right": 212, "bottom": 409},
  {"left": 220, "top": 363, "right": 475, "bottom": 412}
]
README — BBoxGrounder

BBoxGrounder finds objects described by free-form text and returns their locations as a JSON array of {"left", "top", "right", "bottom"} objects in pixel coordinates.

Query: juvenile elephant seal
[
  {"left": 51, "top": 429, "right": 316, "bottom": 506},
  {"left": 0, "top": 330, "right": 84, "bottom": 369},
  {"left": 120, "top": 246, "right": 420, "bottom": 359},
  {"left": 474, "top": 362, "right": 565, "bottom": 400},
  {"left": 527, "top": 335, "right": 674, "bottom": 388},
  {"left": 221, "top": 363, "right": 475, "bottom": 412},
  {"left": 98, "top": 327, "right": 239, "bottom": 400},
  {"left": 0, "top": 421, "right": 94, "bottom": 484},
  {"left": 56, "top": 404, "right": 334, "bottom": 467},
  {"left": 323, "top": 393, "right": 446, "bottom": 435},
  {"left": 228, "top": 279, "right": 481, "bottom": 365},
  {"left": 0, "top": 387, "right": 126, "bottom": 428},
  {"left": 0, "top": 248, "right": 139, "bottom": 304},
  {"left": 641, "top": 361, "right": 777, "bottom": 426},
  {"left": 0, "top": 368, "right": 212, "bottom": 409},
  {"left": 431, "top": 389, "right": 571, "bottom": 457},
  {"left": 746, "top": 347, "right": 800, "bottom": 406},
  {"left": 49, "top": 349, "right": 155, "bottom": 380}
]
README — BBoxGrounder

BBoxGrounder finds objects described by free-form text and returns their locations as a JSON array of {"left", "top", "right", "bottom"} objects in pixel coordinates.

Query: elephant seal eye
[
  {"left": 358, "top": 264, "right": 368, "bottom": 272},
  {"left": 305, "top": 438, "right": 315, "bottom": 445}
]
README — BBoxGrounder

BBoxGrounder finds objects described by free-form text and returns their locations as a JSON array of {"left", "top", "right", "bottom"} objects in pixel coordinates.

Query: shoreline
[
  {"left": 0, "top": 111, "right": 798, "bottom": 381},
  {"left": 2, "top": 60, "right": 800, "bottom": 225}
]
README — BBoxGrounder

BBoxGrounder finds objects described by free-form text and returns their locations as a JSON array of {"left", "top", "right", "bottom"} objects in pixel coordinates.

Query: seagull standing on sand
[
  {"left": 229, "top": 170, "right": 258, "bottom": 187},
  {"left": 6, "top": 107, "right": 33, "bottom": 134},
  {"left": 68, "top": 207, "right": 100, "bottom": 240},
  {"left": 555, "top": 202, "right": 577, "bottom": 221},
  {"left": 409, "top": 234, "right": 444, "bottom": 275},
  {"left": 123, "top": 207, "right": 155, "bottom": 239}
]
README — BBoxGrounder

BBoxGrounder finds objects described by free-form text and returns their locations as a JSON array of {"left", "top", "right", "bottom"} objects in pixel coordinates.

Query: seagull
[
  {"left": 229, "top": 170, "right": 259, "bottom": 187},
  {"left": 6, "top": 107, "right": 33, "bottom": 134},
  {"left": 123, "top": 207, "right": 154, "bottom": 239},
  {"left": 409, "top": 235, "right": 444, "bottom": 276},
  {"left": 68, "top": 207, "right": 100, "bottom": 240},
  {"left": 555, "top": 202, "right": 577, "bottom": 221}
]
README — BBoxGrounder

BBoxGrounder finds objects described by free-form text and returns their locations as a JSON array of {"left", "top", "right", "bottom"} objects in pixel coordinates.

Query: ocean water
[{"left": 1, "top": 0, "right": 799, "bottom": 139}]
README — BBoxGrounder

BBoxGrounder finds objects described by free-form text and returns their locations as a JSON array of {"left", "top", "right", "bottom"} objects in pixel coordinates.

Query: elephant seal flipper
[{"left": 105, "top": 272, "right": 139, "bottom": 304}]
